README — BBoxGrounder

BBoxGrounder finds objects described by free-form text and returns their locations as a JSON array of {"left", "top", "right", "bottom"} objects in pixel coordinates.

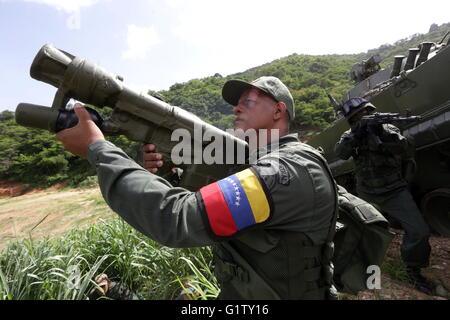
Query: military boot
[{"left": 406, "top": 267, "right": 433, "bottom": 295}]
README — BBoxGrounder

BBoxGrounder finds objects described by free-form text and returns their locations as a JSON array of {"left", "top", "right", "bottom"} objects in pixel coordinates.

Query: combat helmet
[{"left": 342, "top": 97, "right": 376, "bottom": 120}]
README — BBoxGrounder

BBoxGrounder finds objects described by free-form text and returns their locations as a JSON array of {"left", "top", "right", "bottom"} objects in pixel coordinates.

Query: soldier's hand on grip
[
  {"left": 56, "top": 103, "right": 105, "bottom": 158},
  {"left": 142, "top": 144, "right": 164, "bottom": 174}
]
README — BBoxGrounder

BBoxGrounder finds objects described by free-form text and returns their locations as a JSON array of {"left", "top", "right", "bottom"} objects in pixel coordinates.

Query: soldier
[
  {"left": 334, "top": 97, "right": 433, "bottom": 295},
  {"left": 56, "top": 76, "right": 338, "bottom": 299}
]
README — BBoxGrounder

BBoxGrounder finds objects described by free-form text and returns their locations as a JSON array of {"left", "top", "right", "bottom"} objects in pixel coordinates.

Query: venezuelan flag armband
[{"left": 197, "top": 168, "right": 274, "bottom": 239}]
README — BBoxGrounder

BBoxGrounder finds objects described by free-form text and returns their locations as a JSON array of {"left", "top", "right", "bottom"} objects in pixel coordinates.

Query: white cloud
[
  {"left": 21, "top": 0, "right": 100, "bottom": 13},
  {"left": 18, "top": 0, "right": 105, "bottom": 29},
  {"left": 122, "top": 24, "right": 160, "bottom": 60},
  {"left": 165, "top": 0, "right": 186, "bottom": 8},
  {"left": 167, "top": 0, "right": 319, "bottom": 75},
  {"left": 164, "top": 0, "right": 450, "bottom": 77}
]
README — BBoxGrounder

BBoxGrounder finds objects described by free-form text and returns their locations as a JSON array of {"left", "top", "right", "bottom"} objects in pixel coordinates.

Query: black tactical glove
[
  {"left": 367, "top": 123, "right": 383, "bottom": 137},
  {"left": 366, "top": 123, "right": 383, "bottom": 149},
  {"left": 351, "top": 121, "right": 367, "bottom": 140}
]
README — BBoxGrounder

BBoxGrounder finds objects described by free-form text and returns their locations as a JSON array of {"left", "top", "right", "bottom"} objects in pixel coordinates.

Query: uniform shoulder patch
[
  {"left": 197, "top": 168, "right": 273, "bottom": 238},
  {"left": 255, "top": 157, "right": 290, "bottom": 187},
  {"left": 277, "top": 161, "right": 290, "bottom": 185}
]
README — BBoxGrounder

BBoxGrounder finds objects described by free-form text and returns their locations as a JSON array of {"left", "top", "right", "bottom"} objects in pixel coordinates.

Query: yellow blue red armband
[{"left": 197, "top": 168, "right": 273, "bottom": 239}]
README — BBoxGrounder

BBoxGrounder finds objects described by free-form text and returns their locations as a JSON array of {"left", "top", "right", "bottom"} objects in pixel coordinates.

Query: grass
[
  {"left": 0, "top": 196, "right": 30, "bottom": 207},
  {"left": 381, "top": 257, "right": 409, "bottom": 283},
  {"left": 176, "top": 255, "right": 220, "bottom": 300},
  {"left": 0, "top": 218, "right": 218, "bottom": 300},
  {"left": 85, "top": 194, "right": 109, "bottom": 207}
]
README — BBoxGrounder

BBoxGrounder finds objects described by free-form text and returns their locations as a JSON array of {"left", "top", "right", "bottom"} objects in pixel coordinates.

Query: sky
[{"left": 0, "top": 0, "right": 449, "bottom": 112}]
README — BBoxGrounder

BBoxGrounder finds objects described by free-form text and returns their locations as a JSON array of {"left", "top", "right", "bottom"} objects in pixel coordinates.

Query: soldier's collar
[
  {"left": 250, "top": 133, "right": 299, "bottom": 160},
  {"left": 278, "top": 133, "right": 300, "bottom": 144}
]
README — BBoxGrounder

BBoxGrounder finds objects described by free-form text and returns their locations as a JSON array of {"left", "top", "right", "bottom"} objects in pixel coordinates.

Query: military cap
[{"left": 222, "top": 76, "right": 295, "bottom": 120}]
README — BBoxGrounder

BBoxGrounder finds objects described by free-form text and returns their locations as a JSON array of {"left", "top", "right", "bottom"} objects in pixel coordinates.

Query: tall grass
[
  {"left": 0, "top": 218, "right": 218, "bottom": 300},
  {"left": 381, "top": 257, "right": 409, "bottom": 283}
]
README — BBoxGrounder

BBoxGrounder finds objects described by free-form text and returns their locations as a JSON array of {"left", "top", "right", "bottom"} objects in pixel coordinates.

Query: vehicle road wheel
[{"left": 421, "top": 188, "right": 450, "bottom": 237}]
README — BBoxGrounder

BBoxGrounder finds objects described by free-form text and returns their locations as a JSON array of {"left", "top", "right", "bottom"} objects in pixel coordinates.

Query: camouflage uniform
[
  {"left": 87, "top": 133, "right": 337, "bottom": 299},
  {"left": 335, "top": 123, "right": 431, "bottom": 268}
]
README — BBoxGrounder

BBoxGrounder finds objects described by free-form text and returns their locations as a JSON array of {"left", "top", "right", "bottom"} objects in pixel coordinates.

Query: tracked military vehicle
[{"left": 307, "top": 35, "right": 450, "bottom": 236}]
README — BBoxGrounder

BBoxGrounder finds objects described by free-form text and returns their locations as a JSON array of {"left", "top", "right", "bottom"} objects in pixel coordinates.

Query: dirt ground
[
  {"left": 341, "top": 228, "right": 450, "bottom": 300},
  {"left": 0, "top": 186, "right": 448, "bottom": 300},
  {"left": 0, "top": 186, "right": 114, "bottom": 250}
]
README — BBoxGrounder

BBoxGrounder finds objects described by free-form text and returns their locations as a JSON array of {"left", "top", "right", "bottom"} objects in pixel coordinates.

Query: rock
[
  {"left": 434, "top": 284, "right": 449, "bottom": 299},
  {"left": 429, "top": 23, "right": 438, "bottom": 33}
]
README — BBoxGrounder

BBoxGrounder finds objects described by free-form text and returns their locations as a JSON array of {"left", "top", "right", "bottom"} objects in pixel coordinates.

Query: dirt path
[{"left": 0, "top": 187, "right": 114, "bottom": 250}]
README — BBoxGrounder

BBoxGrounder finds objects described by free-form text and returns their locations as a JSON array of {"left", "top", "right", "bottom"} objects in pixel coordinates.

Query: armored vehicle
[{"left": 307, "top": 36, "right": 450, "bottom": 236}]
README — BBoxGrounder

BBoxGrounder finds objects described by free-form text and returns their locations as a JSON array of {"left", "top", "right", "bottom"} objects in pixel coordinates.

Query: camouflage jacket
[{"left": 334, "top": 123, "right": 413, "bottom": 193}]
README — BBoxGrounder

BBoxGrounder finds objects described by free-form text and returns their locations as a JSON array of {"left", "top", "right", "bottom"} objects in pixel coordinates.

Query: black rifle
[{"left": 356, "top": 112, "right": 421, "bottom": 146}]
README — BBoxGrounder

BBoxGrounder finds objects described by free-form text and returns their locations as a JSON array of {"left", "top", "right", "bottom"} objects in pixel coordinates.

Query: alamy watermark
[
  {"left": 66, "top": 9, "right": 81, "bottom": 30},
  {"left": 66, "top": 265, "right": 81, "bottom": 290},
  {"left": 170, "top": 126, "right": 281, "bottom": 176},
  {"left": 366, "top": 265, "right": 381, "bottom": 290}
]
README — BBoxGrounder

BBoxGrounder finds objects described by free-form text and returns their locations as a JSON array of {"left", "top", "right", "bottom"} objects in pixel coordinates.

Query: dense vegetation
[
  {"left": 0, "top": 218, "right": 217, "bottom": 300},
  {"left": 0, "top": 22, "right": 449, "bottom": 187}
]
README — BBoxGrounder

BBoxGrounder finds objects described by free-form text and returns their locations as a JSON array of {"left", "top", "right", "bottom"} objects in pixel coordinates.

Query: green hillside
[
  {"left": 158, "top": 22, "right": 450, "bottom": 130},
  {"left": 1, "top": 22, "right": 449, "bottom": 187}
]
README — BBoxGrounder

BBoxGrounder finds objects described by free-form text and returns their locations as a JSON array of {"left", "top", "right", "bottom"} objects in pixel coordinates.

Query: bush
[{"left": 76, "top": 176, "right": 99, "bottom": 189}]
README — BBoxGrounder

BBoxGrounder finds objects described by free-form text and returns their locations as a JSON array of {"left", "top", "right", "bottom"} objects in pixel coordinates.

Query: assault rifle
[
  {"left": 15, "top": 44, "right": 248, "bottom": 191},
  {"left": 357, "top": 112, "right": 422, "bottom": 146}
]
